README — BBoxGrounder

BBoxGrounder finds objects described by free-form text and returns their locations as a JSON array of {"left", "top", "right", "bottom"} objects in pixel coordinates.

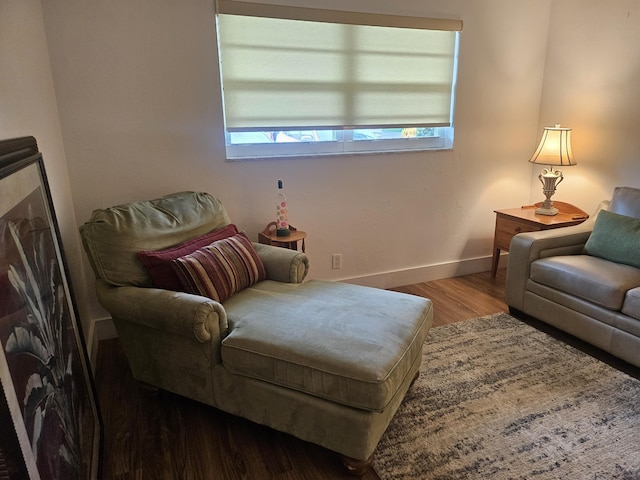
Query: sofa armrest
[
  {"left": 95, "top": 279, "right": 228, "bottom": 343},
  {"left": 253, "top": 242, "right": 309, "bottom": 283},
  {"left": 505, "top": 223, "right": 594, "bottom": 310}
]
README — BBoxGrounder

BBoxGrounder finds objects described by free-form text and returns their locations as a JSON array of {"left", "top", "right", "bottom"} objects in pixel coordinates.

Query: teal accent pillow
[{"left": 583, "top": 210, "right": 640, "bottom": 268}]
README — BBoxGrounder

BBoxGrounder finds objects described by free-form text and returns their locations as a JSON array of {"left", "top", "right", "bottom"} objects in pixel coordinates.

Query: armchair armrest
[
  {"left": 95, "top": 280, "right": 228, "bottom": 343},
  {"left": 253, "top": 242, "right": 309, "bottom": 283},
  {"left": 505, "top": 199, "right": 611, "bottom": 310},
  {"left": 505, "top": 223, "right": 593, "bottom": 310}
]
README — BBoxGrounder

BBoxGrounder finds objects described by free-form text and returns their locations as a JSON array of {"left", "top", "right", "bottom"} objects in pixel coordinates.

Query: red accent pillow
[{"left": 137, "top": 224, "right": 238, "bottom": 290}]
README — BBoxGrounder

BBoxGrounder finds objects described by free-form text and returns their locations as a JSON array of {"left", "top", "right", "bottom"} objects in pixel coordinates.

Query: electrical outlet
[{"left": 331, "top": 253, "right": 342, "bottom": 269}]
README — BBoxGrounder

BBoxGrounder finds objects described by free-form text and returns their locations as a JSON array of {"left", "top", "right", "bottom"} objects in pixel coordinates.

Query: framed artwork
[{"left": 0, "top": 137, "right": 102, "bottom": 479}]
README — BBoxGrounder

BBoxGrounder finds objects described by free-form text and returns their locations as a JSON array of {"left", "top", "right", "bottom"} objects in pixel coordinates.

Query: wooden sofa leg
[
  {"left": 341, "top": 454, "right": 374, "bottom": 476},
  {"left": 410, "top": 370, "right": 420, "bottom": 387}
]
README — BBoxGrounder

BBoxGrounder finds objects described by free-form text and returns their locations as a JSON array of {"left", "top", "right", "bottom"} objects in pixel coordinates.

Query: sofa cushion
[
  {"left": 609, "top": 186, "right": 640, "bottom": 219},
  {"left": 137, "top": 224, "right": 238, "bottom": 291},
  {"left": 622, "top": 288, "right": 640, "bottom": 321},
  {"left": 583, "top": 210, "right": 640, "bottom": 268},
  {"left": 530, "top": 255, "right": 640, "bottom": 311},
  {"left": 172, "top": 232, "right": 266, "bottom": 303},
  {"left": 80, "top": 191, "right": 231, "bottom": 287},
  {"left": 220, "top": 280, "right": 433, "bottom": 412}
]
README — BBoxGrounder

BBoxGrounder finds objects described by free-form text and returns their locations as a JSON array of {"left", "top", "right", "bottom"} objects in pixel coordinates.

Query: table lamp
[{"left": 529, "top": 124, "right": 576, "bottom": 215}]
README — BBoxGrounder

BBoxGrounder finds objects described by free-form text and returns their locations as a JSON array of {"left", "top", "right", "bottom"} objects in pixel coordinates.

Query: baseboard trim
[
  {"left": 93, "top": 315, "right": 118, "bottom": 343},
  {"left": 337, "top": 254, "right": 503, "bottom": 289}
]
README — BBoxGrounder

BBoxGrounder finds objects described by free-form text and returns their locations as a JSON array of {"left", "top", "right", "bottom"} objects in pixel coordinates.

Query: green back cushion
[
  {"left": 584, "top": 210, "right": 640, "bottom": 268},
  {"left": 80, "top": 192, "right": 231, "bottom": 287}
]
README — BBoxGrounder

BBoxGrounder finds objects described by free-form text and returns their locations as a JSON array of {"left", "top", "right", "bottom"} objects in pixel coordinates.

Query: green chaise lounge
[{"left": 80, "top": 191, "right": 433, "bottom": 474}]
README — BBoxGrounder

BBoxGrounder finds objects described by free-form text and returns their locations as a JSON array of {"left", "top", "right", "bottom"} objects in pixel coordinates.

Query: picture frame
[{"left": 0, "top": 137, "right": 102, "bottom": 479}]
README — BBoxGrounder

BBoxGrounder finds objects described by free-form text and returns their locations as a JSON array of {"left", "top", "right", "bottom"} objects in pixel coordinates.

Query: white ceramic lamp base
[{"left": 535, "top": 167, "right": 563, "bottom": 216}]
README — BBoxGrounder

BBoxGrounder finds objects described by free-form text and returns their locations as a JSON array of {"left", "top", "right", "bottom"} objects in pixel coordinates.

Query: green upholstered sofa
[
  {"left": 506, "top": 186, "right": 640, "bottom": 368},
  {"left": 80, "top": 191, "right": 433, "bottom": 473}
]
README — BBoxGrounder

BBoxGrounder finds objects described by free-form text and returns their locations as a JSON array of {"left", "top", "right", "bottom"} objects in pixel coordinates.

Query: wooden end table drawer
[{"left": 494, "top": 217, "right": 540, "bottom": 250}]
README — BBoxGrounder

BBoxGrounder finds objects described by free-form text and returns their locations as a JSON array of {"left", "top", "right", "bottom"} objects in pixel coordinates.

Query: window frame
[{"left": 216, "top": 1, "right": 461, "bottom": 160}]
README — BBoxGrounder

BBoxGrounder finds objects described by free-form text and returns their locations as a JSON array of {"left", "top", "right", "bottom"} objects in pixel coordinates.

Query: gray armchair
[
  {"left": 506, "top": 186, "right": 640, "bottom": 368},
  {"left": 80, "top": 191, "right": 433, "bottom": 473}
]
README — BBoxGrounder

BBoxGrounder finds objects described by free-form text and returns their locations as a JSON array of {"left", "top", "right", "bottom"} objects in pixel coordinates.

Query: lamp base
[
  {"left": 535, "top": 204, "right": 559, "bottom": 216},
  {"left": 535, "top": 167, "right": 564, "bottom": 216}
]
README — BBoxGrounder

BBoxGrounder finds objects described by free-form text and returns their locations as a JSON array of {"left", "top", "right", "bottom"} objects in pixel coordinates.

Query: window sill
[{"left": 225, "top": 146, "right": 454, "bottom": 162}]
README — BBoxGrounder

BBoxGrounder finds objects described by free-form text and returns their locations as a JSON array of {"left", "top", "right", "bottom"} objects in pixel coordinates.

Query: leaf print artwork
[
  {"left": 0, "top": 138, "right": 101, "bottom": 480},
  {"left": 4, "top": 215, "right": 83, "bottom": 478}
]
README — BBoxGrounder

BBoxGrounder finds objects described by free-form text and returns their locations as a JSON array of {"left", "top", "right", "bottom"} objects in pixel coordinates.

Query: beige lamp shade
[
  {"left": 529, "top": 124, "right": 577, "bottom": 167},
  {"left": 529, "top": 124, "right": 576, "bottom": 216}
]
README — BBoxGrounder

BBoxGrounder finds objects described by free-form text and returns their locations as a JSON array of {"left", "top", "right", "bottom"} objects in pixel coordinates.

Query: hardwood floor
[
  {"left": 94, "top": 269, "right": 507, "bottom": 479},
  {"left": 391, "top": 268, "right": 508, "bottom": 327}
]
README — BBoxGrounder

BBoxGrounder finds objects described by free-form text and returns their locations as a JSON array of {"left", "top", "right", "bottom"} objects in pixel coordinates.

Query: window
[{"left": 216, "top": 1, "right": 462, "bottom": 160}]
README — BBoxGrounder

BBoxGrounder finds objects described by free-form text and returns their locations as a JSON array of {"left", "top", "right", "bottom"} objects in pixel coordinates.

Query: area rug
[{"left": 374, "top": 312, "right": 640, "bottom": 480}]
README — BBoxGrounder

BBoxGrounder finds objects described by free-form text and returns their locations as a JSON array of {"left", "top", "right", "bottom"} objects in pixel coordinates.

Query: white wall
[
  {"left": 38, "top": 0, "right": 552, "bottom": 331},
  {"left": 6, "top": 0, "right": 639, "bottom": 350},
  {"left": 533, "top": 0, "right": 640, "bottom": 212},
  {"left": 0, "top": 1, "right": 92, "bottom": 345}
]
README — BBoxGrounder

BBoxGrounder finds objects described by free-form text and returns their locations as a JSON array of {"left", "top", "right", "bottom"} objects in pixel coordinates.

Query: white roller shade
[{"left": 216, "top": 1, "right": 462, "bottom": 131}]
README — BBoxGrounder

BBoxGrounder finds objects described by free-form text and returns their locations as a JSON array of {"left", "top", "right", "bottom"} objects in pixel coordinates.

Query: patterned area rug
[{"left": 374, "top": 312, "right": 640, "bottom": 480}]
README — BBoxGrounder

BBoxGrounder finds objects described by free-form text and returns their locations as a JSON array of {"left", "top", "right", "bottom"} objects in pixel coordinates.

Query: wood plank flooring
[{"left": 94, "top": 269, "right": 507, "bottom": 479}]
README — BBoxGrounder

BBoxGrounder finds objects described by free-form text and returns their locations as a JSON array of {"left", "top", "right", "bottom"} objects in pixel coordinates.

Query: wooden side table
[
  {"left": 491, "top": 201, "right": 589, "bottom": 277},
  {"left": 258, "top": 222, "right": 307, "bottom": 252}
]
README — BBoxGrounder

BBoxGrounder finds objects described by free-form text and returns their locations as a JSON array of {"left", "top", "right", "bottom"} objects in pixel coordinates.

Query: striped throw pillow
[
  {"left": 138, "top": 224, "right": 239, "bottom": 291},
  {"left": 172, "top": 232, "right": 266, "bottom": 303}
]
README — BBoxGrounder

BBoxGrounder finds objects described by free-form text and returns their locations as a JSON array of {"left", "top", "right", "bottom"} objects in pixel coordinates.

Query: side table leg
[{"left": 491, "top": 247, "right": 500, "bottom": 278}]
